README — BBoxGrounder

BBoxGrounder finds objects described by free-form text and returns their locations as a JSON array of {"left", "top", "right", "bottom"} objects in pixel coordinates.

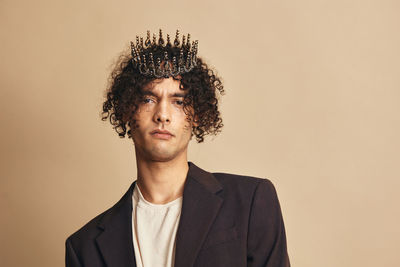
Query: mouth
[{"left": 150, "top": 129, "right": 174, "bottom": 140}]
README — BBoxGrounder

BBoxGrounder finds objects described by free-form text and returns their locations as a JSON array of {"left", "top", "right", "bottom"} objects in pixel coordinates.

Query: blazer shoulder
[
  {"left": 212, "top": 171, "right": 274, "bottom": 188},
  {"left": 66, "top": 181, "right": 135, "bottom": 245},
  {"left": 211, "top": 172, "right": 278, "bottom": 201},
  {"left": 66, "top": 206, "right": 109, "bottom": 245}
]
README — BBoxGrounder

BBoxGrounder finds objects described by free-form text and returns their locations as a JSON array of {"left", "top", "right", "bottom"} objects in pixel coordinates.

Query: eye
[
  {"left": 143, "top": 97, "right": 155, "bottom": 104},
  {"left": 175, "top": 100, "right": 184, "bottom": 106}
]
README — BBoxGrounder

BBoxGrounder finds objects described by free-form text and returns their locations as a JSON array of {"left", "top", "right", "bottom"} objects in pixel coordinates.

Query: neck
[{"left": 135, "top": 153, "right": 189, "bottom": 204}]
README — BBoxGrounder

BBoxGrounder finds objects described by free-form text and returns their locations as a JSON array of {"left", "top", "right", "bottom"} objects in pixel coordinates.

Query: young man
[{"left": 65, "top": 30, "right": 290, "bottom": 267}]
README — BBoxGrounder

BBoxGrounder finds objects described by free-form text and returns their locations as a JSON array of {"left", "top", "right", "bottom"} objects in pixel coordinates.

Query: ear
[{"left": 192, "top": 115, "right": 199, "bottom": 127}]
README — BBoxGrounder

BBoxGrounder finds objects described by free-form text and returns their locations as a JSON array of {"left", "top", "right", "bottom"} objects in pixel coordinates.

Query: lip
[{"left": 150, "top": 129, "right": 174, "bottom": 140}]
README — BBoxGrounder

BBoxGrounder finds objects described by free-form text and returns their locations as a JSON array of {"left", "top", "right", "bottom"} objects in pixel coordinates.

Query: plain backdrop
[{"left": 1, "top": 0, "right": 399, "bottom": 266}]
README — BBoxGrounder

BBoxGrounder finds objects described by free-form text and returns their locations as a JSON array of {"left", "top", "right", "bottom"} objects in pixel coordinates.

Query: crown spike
[
  {"left": 135, "top": 36, "right": 140, "bottom": 48},
  {"left": 130, "top": 42, "right": 136, "bottom": 55},
  {"left": 158, "top": 29, "right": 165, "bottom": 46},
  {"left": 182, "top": 35, "right": 186, "bottom": 49},
  {"left": 130, "top": 41, "right": 137, "bottom": 63},
  {"left": 174, "top": 30, "right": 180, "bottom": 46},
  {"left": 145, "top": 31, "right": 151, "bottom": 48},
  {"left": 166, "top": 34, "right": 171, "bottom": 47},
  {"left": 152, "top": 33, "right": 157, "bottom": 46},
  {"left": 187, "top": 34, "right": 191, "bottom": 49}
]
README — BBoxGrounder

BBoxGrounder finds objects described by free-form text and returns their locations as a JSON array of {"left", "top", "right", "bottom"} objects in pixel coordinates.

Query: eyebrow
[{"left": 142, "top": 90, "right": 186, "bottom": 98}]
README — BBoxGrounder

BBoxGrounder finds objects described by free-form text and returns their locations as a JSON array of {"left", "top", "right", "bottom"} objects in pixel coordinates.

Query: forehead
[{"left": 142, "top": 77, "right": 185, "bottom": 95}]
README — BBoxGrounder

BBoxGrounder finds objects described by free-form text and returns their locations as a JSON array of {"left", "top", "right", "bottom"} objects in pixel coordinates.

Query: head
[{"left": 101, "top": 30, "right": 224, "bottom": 161}]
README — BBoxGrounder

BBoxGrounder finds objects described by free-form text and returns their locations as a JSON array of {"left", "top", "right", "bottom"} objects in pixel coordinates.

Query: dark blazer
[{"left": 65, "top": 162, "right": 290, "bottom": 267}]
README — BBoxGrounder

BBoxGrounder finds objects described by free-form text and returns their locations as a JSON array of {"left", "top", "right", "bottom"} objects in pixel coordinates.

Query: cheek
[
  {"left": 182, "top": 118, "right": 194, "bottom": 133},
  {"left": 132, "top": 108, "right": 152, "bottom": 124},
  {"left": 182, "top": 125, "right": 191, "bottom": 133},
  {"left": 129, "top": 117, "right": 144, "bottom": 132}
]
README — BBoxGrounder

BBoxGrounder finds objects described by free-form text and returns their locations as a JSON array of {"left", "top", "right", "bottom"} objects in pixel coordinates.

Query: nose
[{"left": 153, "top": 101, "right": 171, "bottom": 124}]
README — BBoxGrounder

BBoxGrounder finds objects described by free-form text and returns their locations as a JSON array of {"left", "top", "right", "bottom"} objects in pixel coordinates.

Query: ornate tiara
[{"left": 130, "top": 29, "right": 199, "bottom": 78}]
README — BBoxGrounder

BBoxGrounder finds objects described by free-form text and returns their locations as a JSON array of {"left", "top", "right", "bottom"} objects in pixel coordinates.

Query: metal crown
[{"left": 130, "top": 29, "right": 199, "bottom": 78}]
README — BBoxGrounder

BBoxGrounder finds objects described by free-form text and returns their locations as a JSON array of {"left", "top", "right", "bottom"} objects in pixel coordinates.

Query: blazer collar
[{"left": 95, "top": 161, "right": 223, "bottom": 267}]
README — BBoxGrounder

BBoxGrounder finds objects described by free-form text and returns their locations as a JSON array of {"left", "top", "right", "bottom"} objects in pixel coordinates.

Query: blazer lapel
[
  {"left": 174, "top": 162, "right": 223, "bottom": 267},
  {"left": 96, "top": 182, "right": 137, "bottom": 267}
]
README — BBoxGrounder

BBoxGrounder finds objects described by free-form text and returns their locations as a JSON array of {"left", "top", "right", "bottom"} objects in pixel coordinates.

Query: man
[{"left": 65, "top": 30, "right": 290, "bottom": 267}]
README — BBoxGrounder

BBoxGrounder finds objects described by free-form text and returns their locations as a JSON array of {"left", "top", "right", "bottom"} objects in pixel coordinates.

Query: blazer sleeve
[
  {"left": 65, "top": 237, "right": 83, "bottom": 267},
  {"left": 247, "top": 179, "right": 290, "bottom": 267}
]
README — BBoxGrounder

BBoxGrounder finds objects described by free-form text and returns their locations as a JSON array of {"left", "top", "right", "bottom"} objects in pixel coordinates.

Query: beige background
[{"left": 1, "top": 0, "right": 399, "bottom": 266}]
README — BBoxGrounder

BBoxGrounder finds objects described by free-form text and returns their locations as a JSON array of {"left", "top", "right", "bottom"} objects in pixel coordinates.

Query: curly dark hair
[{"left": 101, "top": 46, "right": 225, "bottom": 143}]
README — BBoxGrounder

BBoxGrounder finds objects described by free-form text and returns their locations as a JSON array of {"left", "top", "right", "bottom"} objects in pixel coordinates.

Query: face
[{"left": 130, "top": 77, "right": 195, "bottom": 162}]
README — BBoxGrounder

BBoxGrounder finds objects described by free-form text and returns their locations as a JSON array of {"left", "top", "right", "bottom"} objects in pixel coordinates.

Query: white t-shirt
[{"left": 131, "top": 183, "right": 183, "bottom": 267}]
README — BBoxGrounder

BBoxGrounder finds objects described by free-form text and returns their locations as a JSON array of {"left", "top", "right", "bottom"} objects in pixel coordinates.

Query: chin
[
  {"left": 144, "top": 145, "right": 176, "bottom": 161},
  {"left": 148, "top": 152, "right": 177, "bottom": 162},
  {"left": 134, "top": 140, "right": 188, "bottom": 162}
]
